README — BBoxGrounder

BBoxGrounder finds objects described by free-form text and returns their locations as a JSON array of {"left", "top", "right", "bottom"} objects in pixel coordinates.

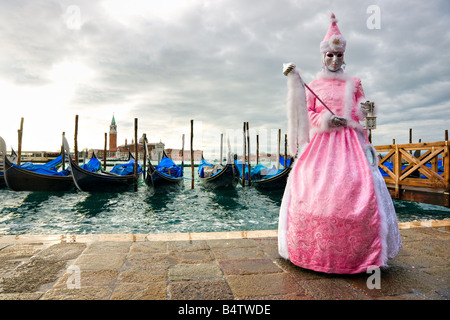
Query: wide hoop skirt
[{"left": 284, "top": 127, "right": 400, "bottom": 274}]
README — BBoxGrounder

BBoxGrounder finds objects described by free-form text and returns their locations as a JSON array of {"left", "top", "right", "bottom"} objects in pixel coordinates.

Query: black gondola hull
[
  {"left": 143, "top": 140, "right": 184, "bottom": 193},
  {"left": 0, "top": 173, "right": 6, "bottom": 189},
  {"left": 251, "top": 166, "right": 292, "bottom": 191},
  {"left": 62, "top": 137, "right": 138, "bottom": 193},
  {"left": 3, "top": 157, "right": 74, "bottom": 192},
  {"left": 70, "top": 159, "right": 137, "bottom": 192},
  {"left": 199, "top": 164, "right": 239, "bottom": 190},
  {"left": 145, "top": 168, "right": 184, "bottom": 192}
]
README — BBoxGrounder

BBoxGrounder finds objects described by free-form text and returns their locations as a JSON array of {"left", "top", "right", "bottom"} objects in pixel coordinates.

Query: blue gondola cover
[
  {"left": 155, "top": 157, "right": 182, "bottom": 177},
  {"left": 110, "top": 159, "right": 143, "bottom": 176}
]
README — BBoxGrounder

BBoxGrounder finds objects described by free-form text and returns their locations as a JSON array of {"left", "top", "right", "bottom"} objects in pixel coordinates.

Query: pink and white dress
[{"left": 278, "top": 70, "right": 402, "bottom": 274}]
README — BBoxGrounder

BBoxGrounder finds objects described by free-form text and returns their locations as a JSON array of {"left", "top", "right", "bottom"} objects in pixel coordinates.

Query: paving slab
[
  {"left": 74, "top": 253, "right": 127, "bottom": 271},
  {"left": 168, "top": 279, "right": 234, "bottom": 300},
  {"left": 168, "top": 263, "right": 223, "bottom": 282},
  {"left": 218, "top": 258, "right": 282, "bottom": 275}
]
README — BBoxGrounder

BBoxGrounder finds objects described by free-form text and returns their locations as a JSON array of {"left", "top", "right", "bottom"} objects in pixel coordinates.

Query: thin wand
[{"left": 303, "top": 83, "right": 335, "bottom": 116}]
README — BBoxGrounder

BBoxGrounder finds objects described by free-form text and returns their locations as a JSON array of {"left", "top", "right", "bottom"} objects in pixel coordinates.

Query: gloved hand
[
  {"left": 360, "top": 101, "right": 375, "bottom": 116},
  {"left": 330, "top": 115, "right": 347, "bottom": 127},
  {"left": 283, "top": 63, "right": 296, "bottom": 76}
]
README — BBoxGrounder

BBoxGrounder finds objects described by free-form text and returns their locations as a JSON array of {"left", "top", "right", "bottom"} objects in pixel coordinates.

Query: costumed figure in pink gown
[{"left": 278, "top": 13, "right": 402, "bottom": 274}]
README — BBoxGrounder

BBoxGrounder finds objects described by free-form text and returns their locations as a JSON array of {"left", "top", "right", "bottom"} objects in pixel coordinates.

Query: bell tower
[{"left": 109, "top": 114, "right": 117, "bottom": 152}]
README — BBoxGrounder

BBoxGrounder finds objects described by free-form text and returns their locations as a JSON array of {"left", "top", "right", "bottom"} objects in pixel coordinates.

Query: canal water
[{"left": 0, "top": 167, "right": 449, "bottom": 235}]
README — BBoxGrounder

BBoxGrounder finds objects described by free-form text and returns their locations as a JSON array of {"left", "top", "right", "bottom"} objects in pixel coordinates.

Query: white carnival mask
[{"left": 324, "top": 51, "right": 344, "bottom": 72}]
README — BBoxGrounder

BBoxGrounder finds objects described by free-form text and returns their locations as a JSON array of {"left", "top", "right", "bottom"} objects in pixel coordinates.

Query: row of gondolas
[{"left": 0, "top": 136, "right": 292, "bottom": 193}]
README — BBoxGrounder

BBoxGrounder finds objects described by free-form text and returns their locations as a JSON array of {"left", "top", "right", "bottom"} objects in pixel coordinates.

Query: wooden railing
[{"left": 375, "top": 141, "right": 449, "bottom": 207}]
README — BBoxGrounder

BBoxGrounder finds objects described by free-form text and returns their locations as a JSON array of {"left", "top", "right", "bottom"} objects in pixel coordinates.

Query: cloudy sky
[{"left": 0, "top": 0, "right": 449, "bottom": 159}]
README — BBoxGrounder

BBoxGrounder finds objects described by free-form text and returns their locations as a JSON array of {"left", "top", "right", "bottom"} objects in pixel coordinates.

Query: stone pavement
[{"left": 0, "top": 220, "right": 448, "bottom": 301}]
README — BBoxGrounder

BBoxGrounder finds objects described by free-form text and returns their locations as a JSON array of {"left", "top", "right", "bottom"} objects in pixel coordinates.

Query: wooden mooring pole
[
  {"left": 242, "top": 122, "right": 246, "bottom": 188},
  {"left": 190, "top": 119, "right": 194, "bottom": 189},
  {"left": 181, "top": 134, "right": 185, "bottom": 171},
  {"left": 74, "top": 115, "right": 79, "bottom": 164},
  {"left": 17, "top": 117, "right": 24, "bottom": 166},
  {"left": 256, "top": 134, "right": 259, "bottom": 165},
  {"left": 134, "top": 118, "right": 138, "bottom": 191},
  {"left": 143, "top": 133, "right": 147, "bottom": 179},
  {"left": 284, "top": 134, "right": 288, "bottom": 167},
  {"left": 246, "top": 122, "right": 251, "bottom": 186},
  {"left": 61, "top": 132, "right": 65, "bottom": 171},
  {"left": 103, "top": 133, "right": 107, "bottom": 170}
]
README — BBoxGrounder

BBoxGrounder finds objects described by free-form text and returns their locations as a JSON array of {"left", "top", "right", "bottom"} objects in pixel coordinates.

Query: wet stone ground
[{"left": 0, "top": 225, "right": 448, "bottom": 300}]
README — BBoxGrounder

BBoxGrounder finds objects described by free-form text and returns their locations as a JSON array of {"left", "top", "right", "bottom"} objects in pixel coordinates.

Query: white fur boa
[{"left": 286, "top": 69, "right": 310, "bottom": 157}]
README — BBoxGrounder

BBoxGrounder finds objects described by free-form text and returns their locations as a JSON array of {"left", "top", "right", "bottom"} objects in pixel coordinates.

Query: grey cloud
[{"left": 0, "top": 0, "right": 449, "bottom": 152}]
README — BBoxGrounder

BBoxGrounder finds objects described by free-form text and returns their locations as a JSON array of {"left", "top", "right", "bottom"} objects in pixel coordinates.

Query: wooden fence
[{"left": 375, "top": 141, "right": 450, "bottom": 207}]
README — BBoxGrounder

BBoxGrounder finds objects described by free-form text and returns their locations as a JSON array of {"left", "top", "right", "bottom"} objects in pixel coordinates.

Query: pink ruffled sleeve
[
  {"left": 353, "top": 78, "right": 367, "bottom": 121},
  {"left": 306, "top": 83, "right": 322, "bottom": 128}
]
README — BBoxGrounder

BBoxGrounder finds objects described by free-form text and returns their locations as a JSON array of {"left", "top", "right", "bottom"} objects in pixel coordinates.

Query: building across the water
[{"left": 88, "top": 115, "right": 202, "bottom": 163}]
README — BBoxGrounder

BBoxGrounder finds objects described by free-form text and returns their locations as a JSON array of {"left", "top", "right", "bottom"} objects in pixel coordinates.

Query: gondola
[
  {"left": 144, "top": 139, "right": 184, "bottom": 192},
  {"left": 198, "top": 155, "right": 239, "bottom": 190},
  {"left": 236, "top": 155, "right": 293, "bottom": 191},
  {"left": 0, "top": 149, "right": 15, "bottom": 189},
  {"left": 0, "top": 165, "right": 5, "bottom": 189},
  {"left": 0, "top": 136, "right": 74, "bottom": 192},
  {"left": 0, "top": 172, "right": 5, "bottom": 189},
  {"left": 63, "top": 137, "right": 142, "bottom": 192},
  {"left": 251, "top": 163, "right": 292, "bottom": 191},
  {"left": 78, "top": 152, "right": 101, "bottom": 173}
]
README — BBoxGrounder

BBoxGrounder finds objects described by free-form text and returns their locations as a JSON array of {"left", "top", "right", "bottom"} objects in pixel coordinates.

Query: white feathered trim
[
  {"left": 278, "top": 162, "right": 296, "bottom": 260},
  {"left": 320, "top": 35, "right": 346, "bottom": 53},
  {"left": 279, "top": 68, "right": 309, "bottom": 262},
  {"left": 316, "top": 69, "right": 349, "bottom": 80},
  {"left": 286, "top": 68, "right": 310, "bottom": 156}
]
